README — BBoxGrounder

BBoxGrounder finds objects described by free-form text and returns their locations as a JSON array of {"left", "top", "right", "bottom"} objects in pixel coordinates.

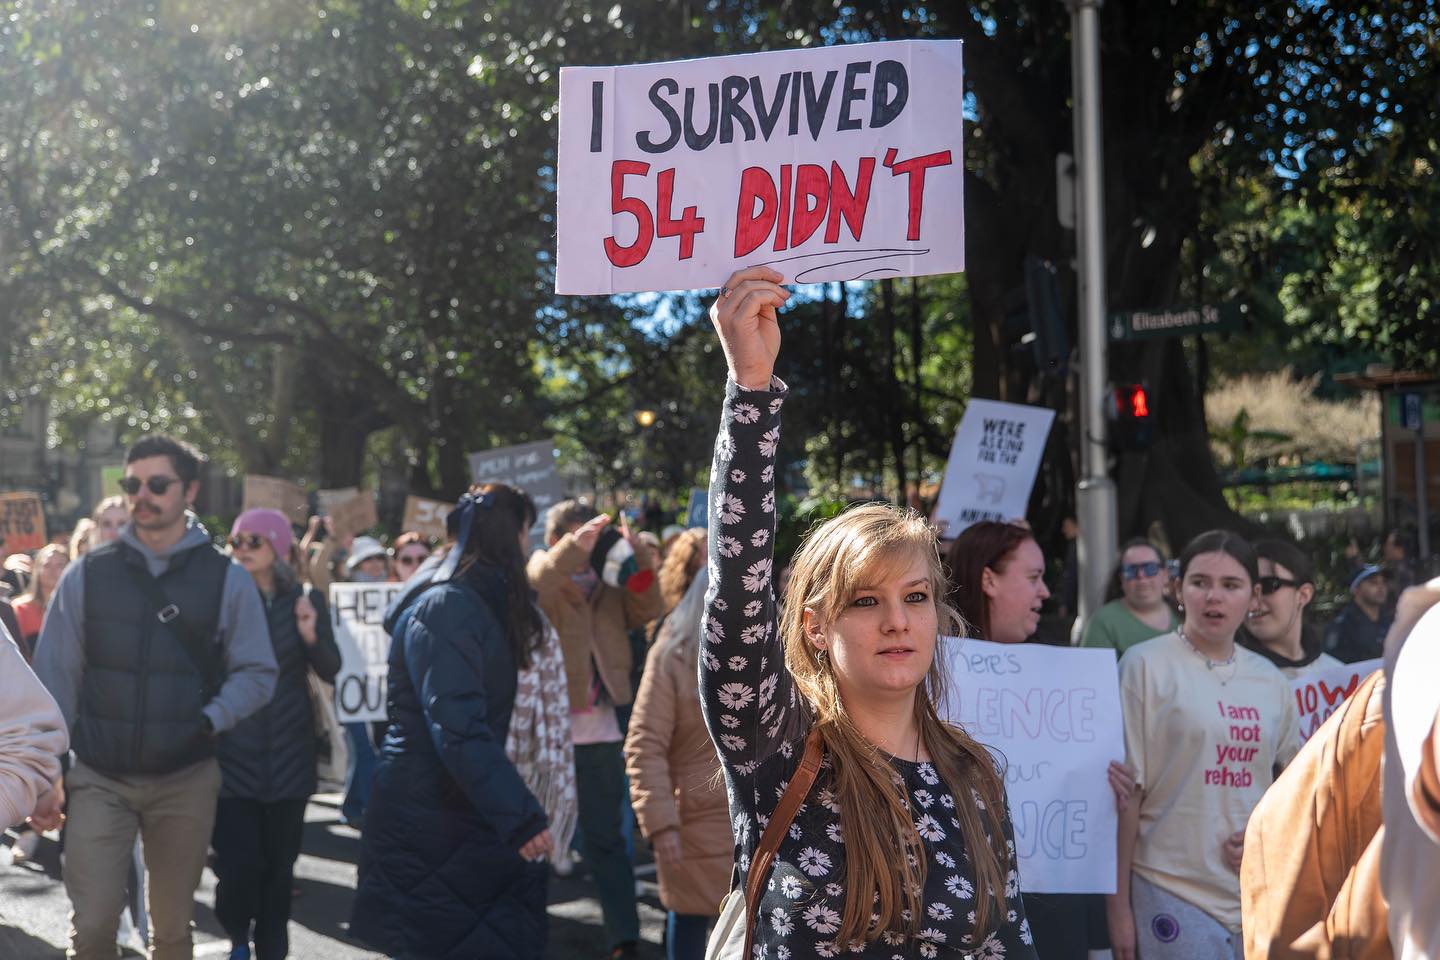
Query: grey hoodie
[{"left": 34, "top": 517, "right": 277, "bottom": 739}]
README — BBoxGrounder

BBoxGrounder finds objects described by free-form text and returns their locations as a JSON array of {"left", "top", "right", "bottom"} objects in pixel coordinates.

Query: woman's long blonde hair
[{"left": 779, "top": 504, "right": 1011, "bottom": 947}]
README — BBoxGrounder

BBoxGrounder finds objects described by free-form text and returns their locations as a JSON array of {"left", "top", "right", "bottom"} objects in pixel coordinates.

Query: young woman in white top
[
  {"left": 1241, "top": 538, "right": 1343, "bottom": 680},
  {"left": 1109, "top": 530, "right": 1300, "bottom": 960}
]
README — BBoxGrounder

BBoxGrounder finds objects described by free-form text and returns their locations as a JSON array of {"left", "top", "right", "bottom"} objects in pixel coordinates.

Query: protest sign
[
  {"left": 931, "top": 399, "right": 1056, "bottom": 537},
  {"left": 938, "top": 637, "right": 1122, "bottom": 894},
  {"left": 330, "top": 582, "right": 403, "bottom": 723},
  {"left": 685, "top": 487, "right": 708, "bottom": 529},
  {"left": 316, "top": 487, "right": 359, "bottom": 518},
  {"left": 467, "top": 440, "right": 566, "bottom": 513},
  {"left": 0, "top": 493, "right": 47, "bottom": 553},
  {"left": 557, "top": 40, "right": 965, "bottom": 295},
  {"left": 242, "top": 475, "right": 310, "bottom": 526},
  {"left": 1292, "top": 658, "right": 1383, "bottom": 743},
  {"left": 327, "top": 490, "right": 379, "bottom": 541},
  {"left": 402, "top": 495, "right": 453, "bottom": 541}
]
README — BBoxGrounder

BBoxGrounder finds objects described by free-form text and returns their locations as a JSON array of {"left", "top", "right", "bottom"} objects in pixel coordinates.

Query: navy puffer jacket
[
  {"left": 217, "top": 577, "right": 341, "bottom": 801},
  {"left": 350, "top": 563, "right": 549, "bottom": 960}
]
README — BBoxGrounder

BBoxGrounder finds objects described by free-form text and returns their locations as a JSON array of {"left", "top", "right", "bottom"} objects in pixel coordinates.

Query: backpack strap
[
  {"left": 743, "top": 727, "right": 824, "bottom": 958},
  {"left": 119, "top": 547, "right": 227, "bottom": 700}
]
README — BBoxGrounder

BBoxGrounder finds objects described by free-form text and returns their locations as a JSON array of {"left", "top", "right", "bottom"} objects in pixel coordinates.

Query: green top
[{"left": 1080, "top": 598, "right": 1178, "bottom": 657}]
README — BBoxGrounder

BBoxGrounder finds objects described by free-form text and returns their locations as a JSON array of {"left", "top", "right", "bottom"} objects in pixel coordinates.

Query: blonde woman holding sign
[{"left": 701, "top": 266, "right": 1035, "bottom": 959}]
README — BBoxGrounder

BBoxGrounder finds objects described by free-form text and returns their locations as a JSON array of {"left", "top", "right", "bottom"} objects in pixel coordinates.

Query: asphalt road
[{"left": 0, "top": 792, "right": 668, "bottom": 959}]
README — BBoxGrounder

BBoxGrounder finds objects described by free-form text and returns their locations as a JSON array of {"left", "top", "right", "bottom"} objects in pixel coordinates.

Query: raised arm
[{"left": 698, "top": 268, "right": 793, "bottom": 789}]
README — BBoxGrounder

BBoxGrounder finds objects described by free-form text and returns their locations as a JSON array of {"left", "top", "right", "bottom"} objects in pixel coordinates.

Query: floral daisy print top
[{"left": 700, "top": 377, "right": 1037, "bottom": 959}]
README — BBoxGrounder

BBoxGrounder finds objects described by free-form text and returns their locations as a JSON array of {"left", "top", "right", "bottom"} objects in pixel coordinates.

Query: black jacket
[
  {"left": 217, "top": 577, "right": 340, "bottom": 801},
  {"left": 351, "top": 563, "right": 548, "bottom": 960}
]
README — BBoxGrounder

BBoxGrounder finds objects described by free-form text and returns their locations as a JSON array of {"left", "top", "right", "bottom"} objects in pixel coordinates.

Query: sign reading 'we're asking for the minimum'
[{"left": 556, "top": 40, "right": 965, "bottom": 294}]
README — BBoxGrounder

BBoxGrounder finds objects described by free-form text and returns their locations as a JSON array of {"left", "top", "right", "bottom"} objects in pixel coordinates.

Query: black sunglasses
[
  {"left": 1121, "top": 561, "right": 1162, "bottom": 580},
  {"left": 1257, "top": 575, "right": 1303, "bottom": 595},
  {"left": 395, "top": 552, "right": 428, "bottom": 566},
  {"left": 227, "top": 534, "right": 269, "bottom": 551},
  {"left": 118, "top": 475, "right": 182, "bottom": 496}
]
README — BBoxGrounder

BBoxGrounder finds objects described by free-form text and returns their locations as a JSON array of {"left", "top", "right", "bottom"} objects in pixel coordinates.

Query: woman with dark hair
[
  {"left": 1109, "top": 530, "right": 1300, "bottom": 960},
  {"left": 944, "top": 522, "right": 1131, "bottom": 960},
  {"left": 1079, "top": 539, "right": 1177, "bottom": 657},
  {"left": 351, "top": 484, "right": 576, "bottom": 960},
  {"left": 1241, "top": 539, "right": 1341, "bottom": 680}
]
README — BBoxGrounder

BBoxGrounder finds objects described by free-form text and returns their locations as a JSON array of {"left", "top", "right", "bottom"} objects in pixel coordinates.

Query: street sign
[
  {"left": 1401, "top": 392, "right": 1424, "bottom": 432},
  {"left": 1107, "top": 303, "right": 1245, "bottom": 342}
]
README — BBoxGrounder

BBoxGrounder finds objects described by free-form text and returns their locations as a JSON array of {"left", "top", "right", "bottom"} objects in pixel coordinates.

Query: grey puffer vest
[{"left": 75, "top": 539, "right": 228, "bottom": 776}]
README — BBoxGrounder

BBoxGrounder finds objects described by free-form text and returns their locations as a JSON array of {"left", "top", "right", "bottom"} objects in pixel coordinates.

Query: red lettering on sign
[
  {"left": 735, "top": 166, "right": 778, "bottom": 257},
  {"left": 789, "top": 164, "right": 829, "bottom": 248},
  {"left": 884, "top": 147, "right": 953, "bottom": 241},
  {"left": 773, "top": 163, "right": 793, "bottom": 251},
  {"left": 655, "top": 167, "right": 705, "bottom": 260},
  {"left": 825, "top": 158, "right": 875, "bottom": 243},
  {"left": 604, "top": 160, "right": 653, "bottom": 267}
]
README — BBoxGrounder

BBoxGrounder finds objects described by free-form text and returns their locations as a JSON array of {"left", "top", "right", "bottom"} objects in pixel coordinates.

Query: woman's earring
[{"left": 815, "top": 648, "right": 828, "bottom": 667}]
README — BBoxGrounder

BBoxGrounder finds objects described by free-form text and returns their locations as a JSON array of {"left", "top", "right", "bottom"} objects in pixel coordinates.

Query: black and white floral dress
[{"left": 700, "top": 377, "right": 1037, "bottom": 959}]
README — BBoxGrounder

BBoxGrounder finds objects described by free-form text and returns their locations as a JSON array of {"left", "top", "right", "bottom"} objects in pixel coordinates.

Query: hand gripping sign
[{"left": 557, "top": 40, "right": 965, "bottom": 294}]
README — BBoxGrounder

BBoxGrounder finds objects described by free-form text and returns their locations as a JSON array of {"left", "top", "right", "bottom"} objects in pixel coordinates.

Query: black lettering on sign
[
  {"left": 837, "top": 61, "right": 872, "bottom": 131},
  {"left": 637, "top": 78, "right": 682, "bottom": 153},
  {"left": 590, "top": 80, "right": 604, "bottom": 152},
  {"left": 870, "top": 60, "right": 908, "bottom": 127},
  {"left": 719, "top": 75, "right": 755, "bottom": 143},
  {"left": 749, "top": 72, "right": 790, "bottom": 139}
]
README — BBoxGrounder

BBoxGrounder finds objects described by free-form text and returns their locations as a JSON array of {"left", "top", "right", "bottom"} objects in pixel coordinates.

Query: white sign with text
[
  {"left": 330, "top": 582, "right": 403, "bottom": 724},
  {"left": 932, "top": 399, "right": 1056, "bottom": 537},
  {"left": 1292, "top": 658, "right": 1383, "bottom": 743},
  {"left": 938, "top": 637, "right": 1123, "bottom": 894},
  {"left": 557, "top": 40, "right": 965, "bottom": 294}
]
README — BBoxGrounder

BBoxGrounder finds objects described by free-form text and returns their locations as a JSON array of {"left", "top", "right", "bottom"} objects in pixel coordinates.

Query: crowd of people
[{"left": 0, "top": 268, "right": 1436, "bottom": 960}]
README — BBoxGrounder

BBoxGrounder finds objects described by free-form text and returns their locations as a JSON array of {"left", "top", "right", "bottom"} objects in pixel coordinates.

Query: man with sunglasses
[
  {"left": 1325, "top": 565, "right": 1395, "bottom": 665},
  {"left": 33, "top": 434, "right": 276, "bottom": 960}
]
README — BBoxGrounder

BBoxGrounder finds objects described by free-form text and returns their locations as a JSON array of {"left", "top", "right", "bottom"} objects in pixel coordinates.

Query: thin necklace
[{"left": 1179, "top": 625, "right": 1238, "bottom": 681}]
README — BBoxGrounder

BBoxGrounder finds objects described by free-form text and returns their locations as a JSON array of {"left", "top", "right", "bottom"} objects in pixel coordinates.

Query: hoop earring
[{"left": 815, "top": 648, "right": 828, "bottom": 667}]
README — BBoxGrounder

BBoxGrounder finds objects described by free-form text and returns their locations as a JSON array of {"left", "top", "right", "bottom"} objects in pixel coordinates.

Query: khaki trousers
[{"left": 64, "top": 756, "right": 221, "bottom": 960}]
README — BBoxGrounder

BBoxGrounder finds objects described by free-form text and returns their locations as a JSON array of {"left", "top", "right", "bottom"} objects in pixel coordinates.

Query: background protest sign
[
  {"left": 330, "top": 582, "right": 403, "bottom": 723},
  {"left": 325, "top": 490, "right": 379, "bottom": 541},
  {"left": 557, "top": 39, "right": 965, "bottom": 294},
  {"left": 931, "top": 399, "right": 1056, "bottom": 537},
  {"left": 685, "top": 487, "right": 708, "bottom": 529},
  {"left": 242, "top": 475, "right": 310, "bottom": 526},
  {"left": 938, "top": 637, "right": 1123, "bottom": 894},
  {"left": 468, "top": 440, "right": 566, "bottom": 513},
  {"left": 1293, "top": 658, "right": 1383, "bottom": 743},
  {"left": 402, "top": 495, "right": 453, "bottom": 541},
  {"left": 0, "top": 492, "right": 47, "bottom": 553}
]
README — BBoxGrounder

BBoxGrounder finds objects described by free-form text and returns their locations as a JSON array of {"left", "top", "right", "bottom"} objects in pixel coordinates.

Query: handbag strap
[{"left": 743, "top": 727, "right": 824, "bottom": 957}]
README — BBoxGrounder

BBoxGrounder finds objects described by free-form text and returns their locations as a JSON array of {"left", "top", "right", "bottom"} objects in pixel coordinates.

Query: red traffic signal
[{"left": 1109, "top": 383, "right": 1153, "bottom": 450}]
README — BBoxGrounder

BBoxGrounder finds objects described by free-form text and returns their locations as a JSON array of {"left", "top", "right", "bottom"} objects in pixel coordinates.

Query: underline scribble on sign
[{"left": 760, "top": 246, "right": 933, "bottom": 283}]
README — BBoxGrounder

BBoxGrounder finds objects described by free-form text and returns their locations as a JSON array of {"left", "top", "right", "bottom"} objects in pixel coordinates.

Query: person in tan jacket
[
  {"left": 528, "top": 500, "right": 660, "bottom": 960},
  {"left": 625, "top": 543, "right": 732, "bottom": 959}
]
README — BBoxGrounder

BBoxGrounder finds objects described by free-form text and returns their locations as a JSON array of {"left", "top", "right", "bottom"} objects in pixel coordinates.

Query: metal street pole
[{"left": 1066, "top": 0, "right": 1118, "bottom": 636}]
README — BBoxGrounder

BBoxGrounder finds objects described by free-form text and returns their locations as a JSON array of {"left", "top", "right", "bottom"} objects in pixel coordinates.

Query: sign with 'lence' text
[
  {"left": 938, "top": 637, "right": 1124, "bottom": 894},
  {"left": 556, "top": 40, "right": 965, "bottom": 294}
]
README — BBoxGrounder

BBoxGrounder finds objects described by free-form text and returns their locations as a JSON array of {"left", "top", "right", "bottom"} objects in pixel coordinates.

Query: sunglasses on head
[
  {"left": 1121, "top": 561, "right": 1162, "bottom": 580},
  {"left": 1257, "top": 575, "right": 1302, "bottom": 595},
  {"left": 227, "top": 534, "right": 269, "bottom": 551},
  {"left": 118, "top": 475, "right": 181, "bottom": 496}
]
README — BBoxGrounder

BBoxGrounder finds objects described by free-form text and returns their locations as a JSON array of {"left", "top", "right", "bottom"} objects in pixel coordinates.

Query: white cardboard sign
[
  {"left": 939, "top": 637, "right": 1123, "bottom": 894},
  {"left": 931, "top": 399, "right": 1056, "bottom": 537},
  {"left": 1292, "top": 658, "right": 1383, "bottom": 743},
  {"left": 330, "top": 582, "right": 403, "bottom": 724},
  {"left": 556, "top": 40, "right": 965, "bottom": 294}
]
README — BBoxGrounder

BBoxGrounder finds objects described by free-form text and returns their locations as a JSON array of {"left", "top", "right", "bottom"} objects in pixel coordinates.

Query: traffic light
[{"left": 1109, "top": 382, "right": 1153, "bottom": 451}]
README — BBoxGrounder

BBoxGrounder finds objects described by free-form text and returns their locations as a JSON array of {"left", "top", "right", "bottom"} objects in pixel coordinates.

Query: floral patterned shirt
[{"left": 700, "top": 377, "right": 1037, "bottom": 959}]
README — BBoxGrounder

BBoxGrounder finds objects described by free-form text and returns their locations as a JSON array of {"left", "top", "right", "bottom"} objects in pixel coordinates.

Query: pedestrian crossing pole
[{"left": 1066, "top": 0, "right": 1118, "bottom": 636}]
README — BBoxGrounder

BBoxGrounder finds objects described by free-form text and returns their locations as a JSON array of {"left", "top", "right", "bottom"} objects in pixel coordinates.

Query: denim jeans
[
  {"left": 666, "top": 912, "right": 710, "bottom": 960},
  {"left": 341, "top": 722, "right": 376, "bottom": 823},
  {"left": 573, "top": 741, "right": 640, "bottom": 947}
]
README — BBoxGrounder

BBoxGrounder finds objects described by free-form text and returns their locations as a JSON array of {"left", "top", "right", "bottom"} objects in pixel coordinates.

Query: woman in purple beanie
[{"left": 213, "top": 508, "right": 342, "bottom": 960}]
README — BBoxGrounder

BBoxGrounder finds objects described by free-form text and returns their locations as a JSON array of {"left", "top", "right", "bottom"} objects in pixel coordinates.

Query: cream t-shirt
[{"left": 1119, "top": 631, "right": 1300, "bottom": 931}]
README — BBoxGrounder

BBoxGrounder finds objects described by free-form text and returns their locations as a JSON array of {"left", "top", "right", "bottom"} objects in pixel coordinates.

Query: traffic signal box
[{"left": 1109, "top": 382, "right": 1153, "bottom": 451}]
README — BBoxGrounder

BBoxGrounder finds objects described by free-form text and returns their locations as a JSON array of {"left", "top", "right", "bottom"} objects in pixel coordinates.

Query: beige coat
[
  {"left": 1241, "top": 670, "right": 1389, "bottom": 959},
  {"left": 527, "top": 533, "right": 661, "bottom": 711},
  {"left": 624, "top": 638, "right": 733, "bottom": 916}
]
